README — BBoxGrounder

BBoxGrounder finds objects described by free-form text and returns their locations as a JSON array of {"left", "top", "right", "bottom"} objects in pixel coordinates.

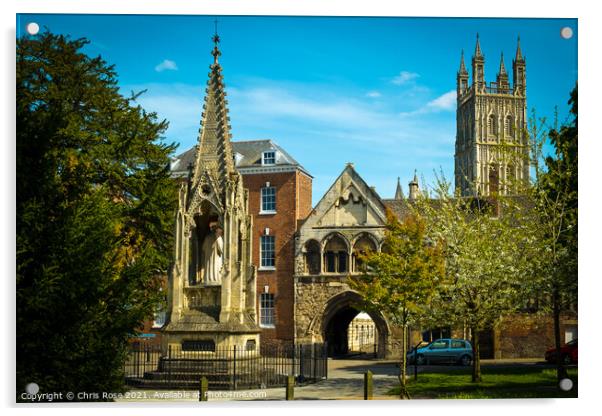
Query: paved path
[
  {"left": 117, "top": 359, "right": 400, "bottom": 402},
  {"left": 118, "top": 358, "right": 548, "bottom": 402}
]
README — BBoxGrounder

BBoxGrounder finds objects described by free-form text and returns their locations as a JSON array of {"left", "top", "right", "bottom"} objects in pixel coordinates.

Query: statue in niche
[{"left": 201, "top": 221, "right": 223, "bottom": 285}]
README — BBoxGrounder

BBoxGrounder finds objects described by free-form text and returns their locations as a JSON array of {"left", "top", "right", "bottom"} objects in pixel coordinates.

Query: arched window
[
  {"left": 488, "top": 114, "right": 496, "bottom": 136},
  {"left": 504, "top": 115, "right": 513, "bottom": 138},
  {"left": 352, "top": 234, "right": 377, "bottom": 273},
  {"left": 323, "top": 234, "right": 349, "bottom": 273},
  {"left": 304, "top": 239, "right": 321, "bottom": 275}
]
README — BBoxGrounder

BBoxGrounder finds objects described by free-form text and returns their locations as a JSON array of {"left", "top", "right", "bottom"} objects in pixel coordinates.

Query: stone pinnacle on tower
[
  {"left": 515, "top": 35, "right": 524, "bottom": 61},
  {"left": 499, "top": 52, "right": 507, "bottom": 75},
  {"left": 458, "top": 49, "right": 468, "bottom": 75},
  {"left": 475, "top": 33, "right": 483, "bottom": 58},
  {"left": 497, "top": 51, "right": 510, "bottom": 90}
]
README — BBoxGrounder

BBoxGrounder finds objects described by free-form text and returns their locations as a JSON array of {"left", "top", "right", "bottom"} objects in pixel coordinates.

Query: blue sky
[{"left": 17, "top": 14, "right": 578, "bottom": 204}]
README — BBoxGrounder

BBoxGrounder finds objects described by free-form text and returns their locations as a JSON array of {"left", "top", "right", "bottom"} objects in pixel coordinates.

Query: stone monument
[{"left": 162, "top": 32, "right": 260, "bottom": 355}]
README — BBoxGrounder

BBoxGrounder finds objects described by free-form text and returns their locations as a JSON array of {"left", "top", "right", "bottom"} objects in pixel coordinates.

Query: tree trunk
[
  {"left": 471, "top": 328, "right": 482, "bottom": 383},
  {"left": 397, "top": 324, "right": 411, "bottom": 399},
  {"left": 552, "top": 285, "right": 567, "bottom": 383}
]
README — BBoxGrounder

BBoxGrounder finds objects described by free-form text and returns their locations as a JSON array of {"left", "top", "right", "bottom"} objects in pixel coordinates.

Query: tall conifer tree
[{"left": 16, "top": 32, "right": 178, "bottom": 399}]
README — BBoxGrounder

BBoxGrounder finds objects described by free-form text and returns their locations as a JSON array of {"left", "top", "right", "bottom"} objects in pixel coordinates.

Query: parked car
[
  {"left": 545, "top": 339, "right": 578, "bottom": 364},
  {"left": 407, "top": 338, "right": 473, "bottom": 366}
]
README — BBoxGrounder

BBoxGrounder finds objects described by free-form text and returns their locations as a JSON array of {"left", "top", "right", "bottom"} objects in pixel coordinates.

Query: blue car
[{"left": 407, "top": 338, "right": 473, "bottom": 366}]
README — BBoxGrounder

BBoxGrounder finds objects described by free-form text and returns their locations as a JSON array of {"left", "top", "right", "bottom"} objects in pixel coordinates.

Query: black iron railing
[{"left": 124, "top": 343, "right": 328, "bottom": 390}]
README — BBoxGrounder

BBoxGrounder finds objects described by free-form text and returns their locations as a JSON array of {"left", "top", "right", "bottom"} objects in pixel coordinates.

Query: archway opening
[
  {"left": 321, "top": 291, "right": 388, "bottom": 358},
  {"left": 324, "top": 307, "right": 379, "bottom": 358},
  {"left": 324, "top": 305, "right": 359, "bottom": 357},
  {"left": 347, "top": 312, "right": 377, "bottom": 355}
]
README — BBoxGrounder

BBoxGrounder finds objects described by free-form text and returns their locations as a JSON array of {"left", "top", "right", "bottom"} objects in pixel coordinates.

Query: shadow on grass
[{"left": 388, "top": 367, "right": 578, "bottom": 399}]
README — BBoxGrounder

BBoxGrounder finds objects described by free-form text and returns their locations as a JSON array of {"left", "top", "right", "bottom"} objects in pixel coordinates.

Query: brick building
[{"left": 170, "top": 139, "right": 312, "bottom": 348}]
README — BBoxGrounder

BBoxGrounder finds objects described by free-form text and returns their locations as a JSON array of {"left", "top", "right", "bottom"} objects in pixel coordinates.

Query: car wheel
[
  {"left": 460, "top": 355, "right": 472, "bottom": 366},
  {"left": 562, "top": 354, "right": 572, "bottom": 365},
  {"left": 416, "top": 354, "right": 426, "bottom": 365}
]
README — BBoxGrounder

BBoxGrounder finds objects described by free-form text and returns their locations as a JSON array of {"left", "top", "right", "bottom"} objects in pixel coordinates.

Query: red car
[{"left": 545, "top": 339, "right": 578, "bottom": 364}]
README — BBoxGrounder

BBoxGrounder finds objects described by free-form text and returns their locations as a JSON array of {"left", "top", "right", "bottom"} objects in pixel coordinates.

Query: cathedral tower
[
  {"left": 163, "top": 32, "right": 260, "bottom": 354},
  {"left": 455, "top": 35, "right": 530, "bottom": 196}
]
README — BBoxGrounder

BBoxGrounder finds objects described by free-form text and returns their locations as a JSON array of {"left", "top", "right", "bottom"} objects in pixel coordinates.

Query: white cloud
[
  {"left": 392, "top": 71, "right": 420, "bottom": 85},
  {"left": 425, "top": 90, "right": 456, "bottom": 111},
  {"left": 400, "top": 90, "right": 457, "bottom": 117},
  {"left": 155, "top": 59, "right": 178, "bottom": 72},
  {"left": 366, "top": 91, "right": 381, "bottom": 98}
]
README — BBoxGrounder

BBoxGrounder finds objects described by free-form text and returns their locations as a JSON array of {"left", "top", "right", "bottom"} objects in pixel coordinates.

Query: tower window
[
  {"left": 260, "top": 293, "right": 275, "bottom": 327},
  {"left": 505, "top": 116, "right": 513, "bottom": 137},
  {"left": 488, "top": 114, "right": 496, "bottom": 136},
  {"left": 262, "top": 151, "right": 276, "bottom": 165}
]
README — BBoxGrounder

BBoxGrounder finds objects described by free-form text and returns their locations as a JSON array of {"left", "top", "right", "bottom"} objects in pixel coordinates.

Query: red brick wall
[
  {"left": 297, "top": 172, "right": 313, "bottom": 221},
  {"left": 498, "top": 312, "right": 578, "bottom": 359},
  {"left": 241, "top": 170, "right": 312, "bottom": 347}
]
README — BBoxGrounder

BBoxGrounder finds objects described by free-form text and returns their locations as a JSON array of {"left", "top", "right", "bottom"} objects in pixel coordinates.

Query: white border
[{"left": 4, "top": 1, "right": 599, "bottom": 416}]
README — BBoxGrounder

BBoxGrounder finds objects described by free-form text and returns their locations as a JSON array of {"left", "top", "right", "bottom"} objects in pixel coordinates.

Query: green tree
[
  {"left": 349, "top": 210, "right": 445, "bottom": 399},
  {"left": 16, "top": 32, "right": 178, "bottom": 399},
  {"left": 416, "top": 179, "right": 536, "bottom": 382},
  {"left": 530, "top": 85, "right": 578, "bottom": 382}
]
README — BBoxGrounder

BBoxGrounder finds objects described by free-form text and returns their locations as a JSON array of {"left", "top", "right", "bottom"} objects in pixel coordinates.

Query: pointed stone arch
[
  {"left": 351, "top": 232, "right": 380, "bottom": 273},
  {"left": 302, "top": 239, "right": 321, "bottom": 275},
  {"left": 321, "top": 231, "right": 350, "bottom": 251},
  {"left": 316, "top": 291, "right": 390, "bottom": 358},
  {"left": 322, "top": 232, "right": 350, "bottom": 274},
  {"left": 187, "top": 200, "right": 221, "bottom": 286}
]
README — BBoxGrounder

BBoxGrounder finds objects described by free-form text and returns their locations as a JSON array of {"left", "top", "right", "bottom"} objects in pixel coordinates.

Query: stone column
[{"left": 219, "top": 212, "right": 232, "bottom": 323}]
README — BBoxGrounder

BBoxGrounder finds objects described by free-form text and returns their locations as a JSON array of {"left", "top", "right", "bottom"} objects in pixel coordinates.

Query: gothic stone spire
[
  {"left": 472, "top": 33, "right": 485, "bottom": 89},
  {"left": 474, "top": 33, "right": 483, "bottom": 59},
  {"left": 394, "top": 177, "right": 404, "bottom": 200},
  {"left": 458, "top": 49, "right": 468, "bottom": 75},
  {"left": 512, "top": 35, "right": 526, "bottom": 94},
  {"left": 497, "top": 52, "right": 509, "bottom": 90},
  {"left": 190, "top": 32, "right": 236, "bottom": 196},
  {"left": 498, "top": 52, "right": 507, "bottom": 75},
  {"left": 515, "top": 35, "right": 524, "bottom": 62}
]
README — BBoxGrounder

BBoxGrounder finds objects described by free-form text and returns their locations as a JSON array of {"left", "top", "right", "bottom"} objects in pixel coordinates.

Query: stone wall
[{"left": 294, "top": 275, "right": 405, "bottom": 359}]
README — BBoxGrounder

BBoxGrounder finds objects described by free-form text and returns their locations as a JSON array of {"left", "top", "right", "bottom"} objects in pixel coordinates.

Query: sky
[{"left": 16, "top": 14, "right": 578, "bottom": 204}]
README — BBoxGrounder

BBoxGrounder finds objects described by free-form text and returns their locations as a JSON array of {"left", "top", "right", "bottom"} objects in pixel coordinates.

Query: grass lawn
[{"left": 388, "top": 366, "right": 578, "bottom": 399}]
